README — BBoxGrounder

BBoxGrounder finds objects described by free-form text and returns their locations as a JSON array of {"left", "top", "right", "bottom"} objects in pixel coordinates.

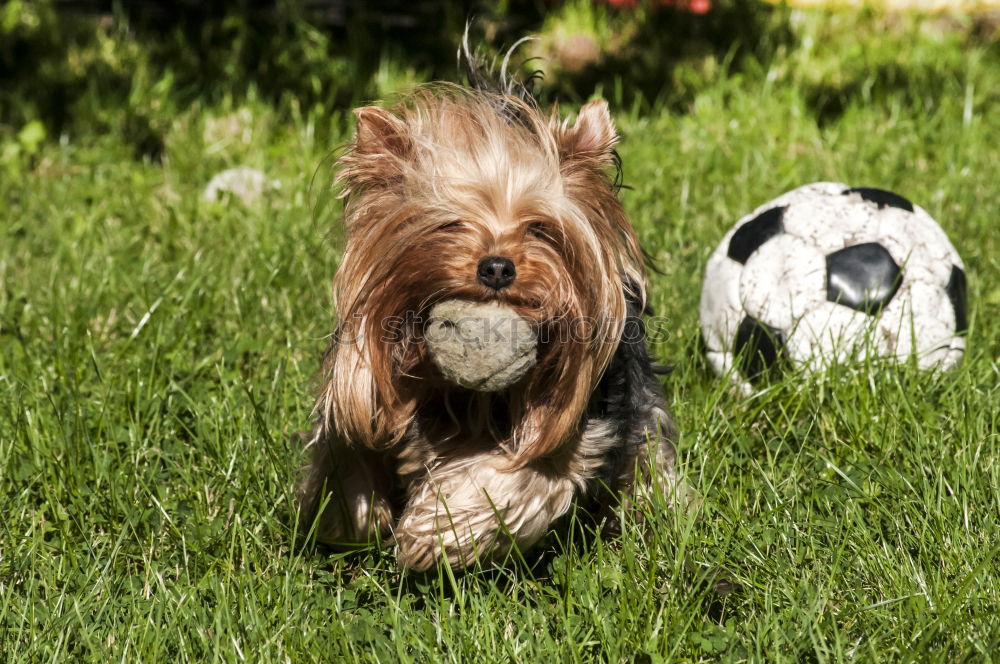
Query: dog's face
[{"left": 320, "top": 88, "right": 646, "bottom": 464}]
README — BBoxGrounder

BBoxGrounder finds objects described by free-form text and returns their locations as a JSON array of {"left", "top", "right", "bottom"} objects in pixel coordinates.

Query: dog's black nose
[{"left": 476, "top": 256, "right": 516, "bottom": 290}]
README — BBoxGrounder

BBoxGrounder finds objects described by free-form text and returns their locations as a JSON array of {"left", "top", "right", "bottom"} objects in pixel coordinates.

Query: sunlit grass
[{"left": 2, "top": 7, "right": 999, "bottom": 663}]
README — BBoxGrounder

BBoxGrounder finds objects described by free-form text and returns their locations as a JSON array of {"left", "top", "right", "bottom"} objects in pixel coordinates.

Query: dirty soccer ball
[{"left": 700, "top": 182, "right": 968, "bottom": 391}]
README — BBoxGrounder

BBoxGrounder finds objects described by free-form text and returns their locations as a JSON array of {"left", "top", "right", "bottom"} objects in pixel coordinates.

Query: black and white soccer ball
[{"left": 700, "top": 182, "right": 967, "bottom": 392}]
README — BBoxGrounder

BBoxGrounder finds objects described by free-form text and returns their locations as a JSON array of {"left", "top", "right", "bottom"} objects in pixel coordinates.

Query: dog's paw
[
  {"left": 393, "top": 454, "right": 576, "bottom": 572},
  {"left": 307, "top": 488, "right": 395, "bottom": 547},
  {"left": 298, "top": 435, "right": 395, "bottom": 546}
]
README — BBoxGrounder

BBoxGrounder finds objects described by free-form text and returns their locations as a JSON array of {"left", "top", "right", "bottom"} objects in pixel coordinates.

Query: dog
[{"left": 298, "top": 47, "right": 680, "bottom": 572}]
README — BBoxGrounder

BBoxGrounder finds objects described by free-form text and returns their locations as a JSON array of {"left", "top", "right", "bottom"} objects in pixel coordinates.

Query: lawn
[{"left": 2, "top": 4, "right": 999, "bottom": 662}]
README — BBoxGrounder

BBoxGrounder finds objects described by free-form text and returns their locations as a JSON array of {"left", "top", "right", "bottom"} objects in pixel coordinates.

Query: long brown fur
[{"left": 299, "top": 85, "right": 674, "bottom": 571}]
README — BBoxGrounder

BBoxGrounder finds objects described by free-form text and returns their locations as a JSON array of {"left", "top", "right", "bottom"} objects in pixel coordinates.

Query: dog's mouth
[{"left": 423, "top": 299, "right": 538, "bottom": 392}]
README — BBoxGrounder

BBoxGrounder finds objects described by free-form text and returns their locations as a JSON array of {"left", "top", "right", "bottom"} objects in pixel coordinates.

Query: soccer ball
[{"left": 700, "top": 182, "right": 967, "bottom": 392}]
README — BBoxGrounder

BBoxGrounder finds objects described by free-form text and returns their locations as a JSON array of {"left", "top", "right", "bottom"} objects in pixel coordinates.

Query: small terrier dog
[{"left": 299, "top": 48, "right": 679, "bottom": 572}]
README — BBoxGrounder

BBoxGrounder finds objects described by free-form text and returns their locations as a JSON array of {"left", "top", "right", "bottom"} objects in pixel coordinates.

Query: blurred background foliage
[
  {"left": 1, "top": 0, "right": 998, "bottom": 163},
  {"left": 0, "top": 0, "right": 794, "bottom": 159}
]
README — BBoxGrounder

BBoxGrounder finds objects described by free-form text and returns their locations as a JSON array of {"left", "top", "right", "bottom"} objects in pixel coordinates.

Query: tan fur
[
  {"left": 324, "top": 89, "right": 642, "bottom": 461},
  {"left": 395, "top": 453, "right": 577, "bottom": 571}
]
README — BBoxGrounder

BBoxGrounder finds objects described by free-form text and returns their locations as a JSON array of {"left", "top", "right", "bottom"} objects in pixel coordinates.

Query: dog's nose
[{"left": 476, "top": 256, "right": 516, "bottom": 290}]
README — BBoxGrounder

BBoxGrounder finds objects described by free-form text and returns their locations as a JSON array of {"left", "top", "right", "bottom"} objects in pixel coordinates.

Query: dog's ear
[
  {"left": 558, "top": 99, "right": 618, "bottom": 166},
  {"left": 341, "top": 106, "right": 412, "bottom": 188},
  {"left": 354, "top": 106, "right": 410, "bottom": 159}
]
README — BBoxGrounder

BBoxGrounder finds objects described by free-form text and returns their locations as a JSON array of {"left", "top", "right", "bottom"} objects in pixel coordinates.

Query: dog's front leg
[
  {"left": 297, "top": 428, "right": 394, "bottom": 546},
  {"left": 394, "top": 454, "right": 576, "bottom": 572}
]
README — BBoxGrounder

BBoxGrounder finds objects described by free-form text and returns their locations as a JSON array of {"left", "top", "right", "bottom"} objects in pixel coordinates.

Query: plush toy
[{"left": 424, "top": 300, "right": 537, "bottom": 392}]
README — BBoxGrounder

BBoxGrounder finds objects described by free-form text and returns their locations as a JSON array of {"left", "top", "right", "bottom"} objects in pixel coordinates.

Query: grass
[{"left": 2, "top": 6, "right": 1000, "bottom": 662}]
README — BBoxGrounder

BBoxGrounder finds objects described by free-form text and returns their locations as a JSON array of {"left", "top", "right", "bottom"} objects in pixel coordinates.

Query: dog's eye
[
  {"left": 526, "top": 222, "right": 549, "bottom": 240},
  {"left": 438, "top": 220, "right": 464, "bottom": 232}
]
